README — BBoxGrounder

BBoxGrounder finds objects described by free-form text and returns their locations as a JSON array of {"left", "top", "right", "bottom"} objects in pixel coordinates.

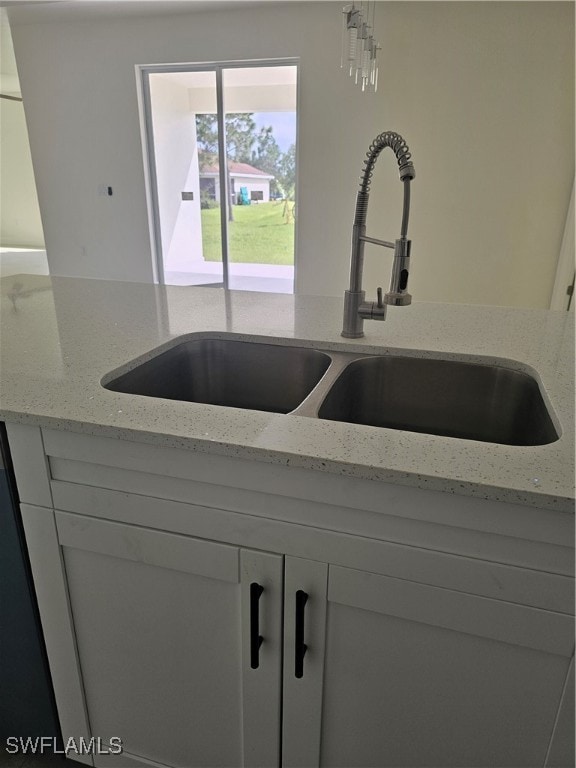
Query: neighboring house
[{"left": 200, "top": 161, "right": 274, "bottom": 204}]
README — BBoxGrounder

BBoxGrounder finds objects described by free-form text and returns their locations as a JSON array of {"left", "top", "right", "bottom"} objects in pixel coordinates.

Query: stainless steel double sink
[{"left": 102, "top": 336, "right": 559, "bottom": 446}]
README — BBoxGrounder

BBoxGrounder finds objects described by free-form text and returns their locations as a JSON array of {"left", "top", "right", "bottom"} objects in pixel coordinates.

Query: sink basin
[
  {"left": 318, "top": 356, "right": 558, "bottom": 446},
  {"left": 104, "top": 336, "right": 558, "bottom": 447},
  {"left": 104, "top": 338, "right": 331, "bottom": 414}
]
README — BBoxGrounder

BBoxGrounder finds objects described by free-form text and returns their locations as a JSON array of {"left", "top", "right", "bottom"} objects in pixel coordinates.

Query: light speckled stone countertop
[{"left": 0, "top": 274, "right": 574, "bottom": 512}]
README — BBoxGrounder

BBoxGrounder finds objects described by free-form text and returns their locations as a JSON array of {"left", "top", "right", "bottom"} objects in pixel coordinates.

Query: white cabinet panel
[
  {"left": 54, "top": 512, "right": 282, "bottom": 768},
  {"left": 20, "top": 505, "right": 93, "bottom": 766},
  {"left": 240, "top": 549, "right": 284, "bottom": 768},
  {"left": 51, "top": 482, "right": 575, "bottom": 613},
  {"left": 7, "top": 424, "right": 52, "bottom": 506},
  {"left": 545, "top": 656, "right": 575, "bottom": 768},
  {"left": 56, "top": 511, "right": 239, "bottom": 582},
  {"left": 282, "top": 557, "right": 328, "bottom": 768},
  {"left": 313, "top": 565, "right": 573, "bottom": 768},
  {"left": 328, "top": 566, "right": 574, "bottom": 657}
]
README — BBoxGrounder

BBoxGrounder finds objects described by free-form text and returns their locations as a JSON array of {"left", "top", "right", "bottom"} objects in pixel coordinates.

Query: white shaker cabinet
[
  {"left": 21, "top": 507, "right": 284, "bottom": 768},
  {"left": 284, "top": 561, "right": 573, "bottom": 768},
  {"left": 9, "top": 425, "right": 575, "bottom": 768}
]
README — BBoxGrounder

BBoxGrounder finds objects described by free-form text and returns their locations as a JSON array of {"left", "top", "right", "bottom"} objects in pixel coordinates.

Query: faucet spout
[{"left": 342, "top": 131, "right": 415, "bottom": 338}]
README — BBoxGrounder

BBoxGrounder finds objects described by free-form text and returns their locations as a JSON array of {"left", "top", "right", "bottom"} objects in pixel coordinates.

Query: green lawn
[{"left": 201, "top": 201, "right": 294, "bottom": 265}]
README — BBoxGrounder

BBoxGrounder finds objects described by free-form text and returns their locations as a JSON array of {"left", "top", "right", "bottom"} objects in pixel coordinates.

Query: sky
[{"left": 252, "top": 112, "right": 297, "bottom": 153}]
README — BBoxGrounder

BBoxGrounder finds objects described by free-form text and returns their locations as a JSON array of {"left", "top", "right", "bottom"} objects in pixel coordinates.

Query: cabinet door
[
  {"left": 283, "top": 561, "right": 574, "bottom": 768},
  {"left": 53, "top": 511, "right": 283, "bottom": 768},
  {"left": 281, "top": 557, "right": 328, "bottom": 768}
]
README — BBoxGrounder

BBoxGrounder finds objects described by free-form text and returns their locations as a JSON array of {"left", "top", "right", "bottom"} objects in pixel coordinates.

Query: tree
[
  {"left": 195, "top": 113, "right": 257, "bottom": 164},
  {"left": 277, "top": 144, "right": 296, "bottom": 222},
  {"left": 251, "top": 126, "right": 282, "bottom": 197},
  {"left": 195, "top": 114, "right": 218, "bottom": 166}
]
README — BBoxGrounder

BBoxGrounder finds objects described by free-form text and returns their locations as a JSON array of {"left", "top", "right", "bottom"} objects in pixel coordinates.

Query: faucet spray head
[{"left": 384, "top": 238, "right": 412, "bottom": 306}]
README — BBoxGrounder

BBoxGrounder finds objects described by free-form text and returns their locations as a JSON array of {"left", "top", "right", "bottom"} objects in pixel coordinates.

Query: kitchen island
[
  {"left": 1, "top": 273, "right": 574, "bottom": 510},
  {"left": 1, "top": 273, "right": 574, "bottom": 767}
]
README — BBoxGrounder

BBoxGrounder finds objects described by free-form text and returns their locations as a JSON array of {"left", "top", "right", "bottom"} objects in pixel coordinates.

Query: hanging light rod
[{"left": 341, "top": 2, "right": 380, "bottom": 93}]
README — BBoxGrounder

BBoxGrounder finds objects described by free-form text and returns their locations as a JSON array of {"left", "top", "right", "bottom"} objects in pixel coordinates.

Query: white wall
[
  {"left": 148, "top": 75, "right": 203, "bottom": 271},
  {"left": 0, "top": 99, "right": 44, "bottom": 247},
  {"left": 0, "top": 16, "right": 44, "bottom": 248},
  {"left": 9, "top": 2, "right": 574, "bottom": 307}
]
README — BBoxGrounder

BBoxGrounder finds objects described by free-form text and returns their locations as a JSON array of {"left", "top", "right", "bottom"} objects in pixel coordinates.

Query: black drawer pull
[
  {"left": 295, "top": 589, "right": 309, "bottom": 679},
  {"left": 250, "top": 582, "right": 264, "bottom": 669}
]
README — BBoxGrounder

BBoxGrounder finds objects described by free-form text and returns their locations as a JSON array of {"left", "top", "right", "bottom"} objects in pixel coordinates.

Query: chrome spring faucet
[{"left": 342, "top": 131, "right": 415, "bottom": 338}]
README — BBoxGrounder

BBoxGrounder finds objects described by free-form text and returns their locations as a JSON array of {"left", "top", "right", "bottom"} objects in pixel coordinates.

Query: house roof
[{"left": 200, "top": 161, "right": 274, "bottom": 180}]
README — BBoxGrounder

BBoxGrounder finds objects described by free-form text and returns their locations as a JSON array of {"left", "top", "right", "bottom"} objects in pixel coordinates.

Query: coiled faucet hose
[
  {"left": 354, "top": 131, "right": 415, "bottom": 231},
  {"left": 359, "top": 131, "right": 415, "bottom": 194}
]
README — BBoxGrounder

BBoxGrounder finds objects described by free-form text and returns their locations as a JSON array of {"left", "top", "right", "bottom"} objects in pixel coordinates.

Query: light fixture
[{"left": 341, "top": 2, "right": 380, "bottom": 92}]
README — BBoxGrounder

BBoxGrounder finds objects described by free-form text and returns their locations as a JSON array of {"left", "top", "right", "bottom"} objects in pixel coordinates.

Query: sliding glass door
[
  {"left": 145, "top": 69, "right": 223, "bottom": 287},
  {"left": 141, "top": 60, "right": 298, "bottom": 293}
]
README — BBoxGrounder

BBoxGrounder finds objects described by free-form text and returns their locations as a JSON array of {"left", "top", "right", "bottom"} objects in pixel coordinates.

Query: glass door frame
[{"left": 137, "top": 58, "right": 299, "bottom": 289}]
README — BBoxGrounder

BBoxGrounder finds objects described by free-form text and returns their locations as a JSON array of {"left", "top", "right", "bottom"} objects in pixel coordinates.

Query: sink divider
[{"left": 290, "top": 352, "right": 366, "bottom": 419}]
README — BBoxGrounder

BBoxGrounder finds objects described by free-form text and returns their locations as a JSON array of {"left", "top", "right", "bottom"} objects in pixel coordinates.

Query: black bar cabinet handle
[
  {"left": 295, "top": 589, "right": 309, "bottom": 679},
  {"left": 250, "top": 582, "right": 264, "bottom": 669}
]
